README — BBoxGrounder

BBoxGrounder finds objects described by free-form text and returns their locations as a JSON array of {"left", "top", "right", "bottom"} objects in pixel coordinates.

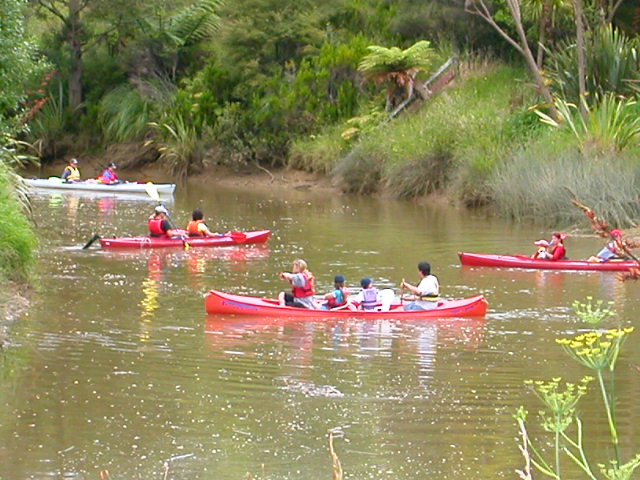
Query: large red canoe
[
  {"left": 458, "top": 251, "right": 639, "bottom": 271},
  {"left": 99, "top": 230, "right": 271, "bottom": 249},
  {"left": 205, "top": 289, "right": 488, "bottom": 318}
]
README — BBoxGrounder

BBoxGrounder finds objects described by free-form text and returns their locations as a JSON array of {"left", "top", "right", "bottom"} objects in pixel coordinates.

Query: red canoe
[
  {"left": 458, "top": 251, "right": 639, "bottom": 271},
  {"left": 99, "top": 230, "right": 271, "bottom": 249},
  {"left": 205, "top": 289, "right": 488, "bottom": 318}
]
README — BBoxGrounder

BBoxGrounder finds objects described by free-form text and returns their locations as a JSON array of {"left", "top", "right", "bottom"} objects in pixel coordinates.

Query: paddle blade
[
  {"left": 82, "top": 234, "right": 101, "bottom": 250},
  {"left": 145, "top": 182, "right": 161, "bottom": 202}
]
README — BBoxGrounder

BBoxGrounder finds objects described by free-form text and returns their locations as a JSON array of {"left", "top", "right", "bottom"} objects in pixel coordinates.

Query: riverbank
[{"left": 0, "top": 282, "right": 32, "bottom": 347}]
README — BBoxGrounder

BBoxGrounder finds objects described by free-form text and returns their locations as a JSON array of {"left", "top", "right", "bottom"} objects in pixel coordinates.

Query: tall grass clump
[
  {"left": 148, "top": 114, "right": 211, "bottom": 178},
  {"left": 0, "top": 161, "right": 36, "bottom": 282},
  {"left": 288, "top": 124, "right": 349, "bottom": 174},
  {"left": 98, "top": 84, "right": 154, "bottom": 144},
  {"left": 536, "top": 94, "right": 640, "bottom": 155},
  {"left": 490, "top": 145, "right": 640, "bottom": 227},
  {"left": 27, "top": 81, "right": 70, "bottom": 158},
  {"left": 331, "top": 146, "right": 384, "bottom": 194}
]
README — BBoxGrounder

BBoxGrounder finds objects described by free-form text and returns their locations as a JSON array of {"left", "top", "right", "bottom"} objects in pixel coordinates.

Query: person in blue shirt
[{"left": 322, "top": 275, "right": 349, "bottom": 309}]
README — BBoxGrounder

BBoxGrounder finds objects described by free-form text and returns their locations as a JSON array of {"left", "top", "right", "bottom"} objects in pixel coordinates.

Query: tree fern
[
  {"left": 358, "top": 40, "right": 433, "bottom": 81},
  {"left": 169, "top": 0, "right": 223, "bottom": 47}
]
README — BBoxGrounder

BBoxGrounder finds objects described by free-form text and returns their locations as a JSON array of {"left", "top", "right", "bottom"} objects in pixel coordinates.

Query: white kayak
[{"left": 24, "top": 177, "right": 176, "bottom": 196}]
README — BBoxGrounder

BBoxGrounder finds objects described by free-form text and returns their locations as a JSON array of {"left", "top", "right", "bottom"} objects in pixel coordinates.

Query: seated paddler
[
  {"left": 400, "top": 261, "right": 440, "bottom": 311},
  {"left": 186, "top": 209, "right": 218, "bottom": 237},
  {"left": 61, "top": 158, "right": 81, "bottom": 182},
  {"left": 148, "top": 205, "right": 183, "bottom": 238}
]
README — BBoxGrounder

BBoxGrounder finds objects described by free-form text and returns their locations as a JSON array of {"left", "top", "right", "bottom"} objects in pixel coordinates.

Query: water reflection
[{"left": 4, "top": 185, "right": 640, "bottom": 480}]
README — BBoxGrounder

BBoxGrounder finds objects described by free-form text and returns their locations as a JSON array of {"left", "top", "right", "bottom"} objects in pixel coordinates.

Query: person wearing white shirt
[{"left": 401, "top": 262, "right": 439, "bottom": 311}]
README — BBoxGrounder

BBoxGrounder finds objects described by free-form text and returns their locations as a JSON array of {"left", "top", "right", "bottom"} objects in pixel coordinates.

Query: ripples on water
[{"left": 0, "top": 188, "right": 638, "bottom": 479}]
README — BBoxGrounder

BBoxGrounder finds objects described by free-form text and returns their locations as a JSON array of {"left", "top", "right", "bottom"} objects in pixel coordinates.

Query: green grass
[
  {"left": 329, "top": 62, "right": 533, "bottom": 199},
  {"left": 0, "top": 162, "right": 37, "bottom": 282},
  {"left": 489, "top": 142, "right": 640, "bottom": 227}
]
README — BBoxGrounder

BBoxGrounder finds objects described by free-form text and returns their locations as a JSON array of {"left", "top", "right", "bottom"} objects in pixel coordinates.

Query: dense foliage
[
  {"left": 0, "top": 0, "right": 44, "bottom": 282},
  {"left": 13, "top": 0, "right": 640, "bottom": 226}
]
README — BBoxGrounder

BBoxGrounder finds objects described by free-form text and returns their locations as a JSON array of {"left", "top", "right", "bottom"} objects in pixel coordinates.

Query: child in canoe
[
  {"left": 278, "top": 259, "right": 316, "bottom": 309},
  {"left": 322, "top": 275, "right": 350, "bottom": 310},
  {"left": 587, "top": 229, "right": 627, "bottom": 262},
  {"left": 531, "top": 239, "right": 551, "bottom": 259}
]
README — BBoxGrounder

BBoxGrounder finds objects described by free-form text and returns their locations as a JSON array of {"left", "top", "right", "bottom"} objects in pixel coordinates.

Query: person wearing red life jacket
[
  {"left": 186, "top": 209, "right": 218, "bottom": 237},
  {"left": 97, "top": 162, "right": 120, "bottom": 184},
  {"left": 148, "top": 206, "right": 182, "bottom": 238},
  {"left": 278, "top": 258, "right": 316, "bottom": 309},
  {"left": 322, "top": 275, "right": 349, "bottom": 310},
  {"left": 548, "top": 232, "right": 567, "bottom": 261}
]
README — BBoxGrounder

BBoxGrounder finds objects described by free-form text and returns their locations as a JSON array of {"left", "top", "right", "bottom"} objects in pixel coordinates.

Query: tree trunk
[
  {"left": 68, "top": 0, "right": 84, "bottom": 111},
  {"left": 465, "top": 0, "right": 559, "bottom": 121},
  {"left": 536, "top": 1, "right": 551, "bottom": 69},
  {"left": 506, "top": 0, "right": 559, "bottom": 120},
  {"left": 573, "top": 0, "right": 588, "bottom": 121}
]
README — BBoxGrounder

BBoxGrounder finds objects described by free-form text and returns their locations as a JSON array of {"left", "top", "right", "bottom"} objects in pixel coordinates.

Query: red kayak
[
  {"left": 205, "top": 289, "right": 488, "bottom": 318},
  {"left": 99, "top": 230, "right": 271, "bottom": 249},
  {"left": 459, "top": 251, "right": 639, "bottom": 271}
]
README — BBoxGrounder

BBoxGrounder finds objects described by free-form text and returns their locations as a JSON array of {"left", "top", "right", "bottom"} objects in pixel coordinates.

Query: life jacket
[
  {"left": 148, "top": 218, "right": 167, "bottom": 237},
  {"left": 291, "top": 272, "right": 315, "bottom": 298},
  {"left": 63, "top": 166, "right": 80, "bottom": 180},
  {"left": 361, "top": 287, "right": 378, "bottom": 310},
  {"left": 550, "top": 244, "right": 566, "bottom": 261},
  {"left": 417, "top": 275, "right": 440, "bottom": 301},
  {"left": 187, "top": 220, "right": 204, "bottom": 236},
  {"left": 418, "top": 292, "right": 440, "bottom": 302},
  {"left": 325, "top": 289, "right": 347, "bottom": 309},
  {"left": 98, "top": 169, "right": 118, "bottom": 184}
]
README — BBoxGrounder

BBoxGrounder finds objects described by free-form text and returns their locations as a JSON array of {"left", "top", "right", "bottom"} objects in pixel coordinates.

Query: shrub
[{"left": 331, "top": 147, "right": 384, "bottom": 194}]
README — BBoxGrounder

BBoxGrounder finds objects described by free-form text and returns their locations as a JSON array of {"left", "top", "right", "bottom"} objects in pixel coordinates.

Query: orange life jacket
[
  {"left": 187, "top": 220, "right": 204, "bottom": 236},
  {"left": 292, "top": 271, "right": 315, "bottom": 298}
]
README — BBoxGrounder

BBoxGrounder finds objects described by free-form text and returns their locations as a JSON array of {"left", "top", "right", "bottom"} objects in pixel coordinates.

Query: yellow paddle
[{"left": 145, "top": 182, "right": 190, "bottom": 250}]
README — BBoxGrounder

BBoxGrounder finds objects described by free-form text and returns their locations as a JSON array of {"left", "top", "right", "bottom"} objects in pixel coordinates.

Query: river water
[{"left": 1, "top": 180, "right": 639, "bottom": 479}]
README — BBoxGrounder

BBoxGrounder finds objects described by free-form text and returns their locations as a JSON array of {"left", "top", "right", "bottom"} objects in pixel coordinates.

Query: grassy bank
[
  {"left": 0, "top": 162, "right": 37, "bottom": 283},
  {"left": 291, "top": 60, "right": 640, "bottom": 228}
]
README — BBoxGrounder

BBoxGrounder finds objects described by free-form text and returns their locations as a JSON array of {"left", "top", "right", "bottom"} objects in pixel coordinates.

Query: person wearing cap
[
  {"left": 97, "top": 162, "right": 120, "bottom": 185},
  {"left": 351, "top": 277, "right": 379, "bottom": 311},
  {"left": 401, "top": 262, "right": 440, "bottom": 311},
  {"left": 321, "top": 275, "right": 349, "bottom": 310},
  {"left": 278, "top": 259, "right": 316, "bottom": 309},
  {"left": 588, "top": 229, "right": 626, "bottom": 262},
  {"left": 186, "top": 209, "right": 218, "bottom": 237},
  {"left": 61, "top": 158, "right": 81, "bottom": 182},
  {"left": 148, "top": 205, "right": 181, "bottom": 237},
  {"left": 531, "top": 239, "right": 551, "bottom": 259}
]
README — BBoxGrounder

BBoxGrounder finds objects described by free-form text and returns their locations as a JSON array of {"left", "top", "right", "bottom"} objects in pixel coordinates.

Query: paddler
[
  {"left": 186, "top": 209, "right": 218, "bottom": 237},
  {"left": 148, "top": 205, "right": 182, "bottom": 238},
  {"left": 400, "top": 261, "right": 440, "bottom": 311},
  {"left": 97, "top": 162, "right": 120, "bottom": 184},
  {"left": 61, "top": 158, "right": 81, "bottom": 182},
  {"left": 278, "top": 258, "right": 316, "bottom": 309}
]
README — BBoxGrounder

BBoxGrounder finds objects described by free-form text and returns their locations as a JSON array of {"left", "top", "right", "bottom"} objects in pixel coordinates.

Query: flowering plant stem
[{"left": 597, "top": 370, "right": 620, "bottom": 462}]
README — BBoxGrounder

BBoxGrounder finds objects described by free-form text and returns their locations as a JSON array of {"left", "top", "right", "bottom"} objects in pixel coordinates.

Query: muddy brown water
[{"left": 1, "top": 180, "right": 638, "bottom": 479}]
